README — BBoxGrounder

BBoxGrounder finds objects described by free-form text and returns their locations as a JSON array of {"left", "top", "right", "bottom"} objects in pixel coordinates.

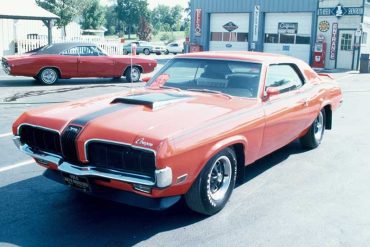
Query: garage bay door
[
  {"left": 264, "top": 13, "right": 312, "bottom": 63},
  {"left": 209, "top": 13, "right": 249, "bottom": 51}
]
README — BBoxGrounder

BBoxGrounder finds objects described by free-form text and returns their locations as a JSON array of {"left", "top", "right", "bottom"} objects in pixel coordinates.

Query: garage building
[{"left": 190, "top": 0, "right": 318, "bottom": 64}]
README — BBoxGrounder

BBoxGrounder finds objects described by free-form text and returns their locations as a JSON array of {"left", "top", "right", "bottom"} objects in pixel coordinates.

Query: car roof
[
  {"left": 36, "top": 42, "right": 96, "bottom": 54},
  {"left": 176, "top": 51, "right": 302, "bottom": 64}
]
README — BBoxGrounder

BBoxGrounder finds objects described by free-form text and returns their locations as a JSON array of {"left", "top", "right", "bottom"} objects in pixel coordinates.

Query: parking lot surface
[{"left": 0, "top": 65, "right": 370, "bottom": 246}]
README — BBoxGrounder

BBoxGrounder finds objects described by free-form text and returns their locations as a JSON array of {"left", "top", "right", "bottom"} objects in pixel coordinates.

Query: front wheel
[
  {"left": 125, "top": 66, "right": 141, "bottom": 82},
  {"left": 164, "top": 49, "right": 169, "bottom": 55},
  {"left": 38, "top": 68, "right": 59, "bottom": 85},
  {"left": 123, "top": 49, "right": 129, "bottom": 55},
  {"left": 185, "top": 148, "right": 237, "bottom": 215},
  {"left": 300, "top": 109, "right": 326, "bottom": 149}
]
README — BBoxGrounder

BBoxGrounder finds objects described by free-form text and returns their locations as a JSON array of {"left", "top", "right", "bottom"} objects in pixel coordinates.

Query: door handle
[{"left": 299, "top": 99, "right": 309, "bottom": 107}]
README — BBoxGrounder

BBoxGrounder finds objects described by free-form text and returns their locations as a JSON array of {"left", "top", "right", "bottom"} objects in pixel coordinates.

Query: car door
[
  {"left": 77, "top": 46, "right": 115, "bottom": 77},
  {"left": 58, "top": 47, "right": 79, "bottom": 77},
  {"left": 259, "top": 64, "right": 309, "bottom": 157}
]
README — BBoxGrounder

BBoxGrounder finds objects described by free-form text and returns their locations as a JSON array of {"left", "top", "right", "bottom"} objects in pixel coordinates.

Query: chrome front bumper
[{"left": 13, "top": 136, "right": 172, "bottom": 188}]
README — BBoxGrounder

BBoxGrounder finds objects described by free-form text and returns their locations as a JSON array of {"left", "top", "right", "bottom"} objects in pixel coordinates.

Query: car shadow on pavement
[
  {"left": 0, "top": 141, "right": 307, "bottom": 247},
  {"left": 238, "top": 140, "right": 307, "bottom": 186},
  {"left": 0, "top": 78, "right": 141, "bottom": 87}
]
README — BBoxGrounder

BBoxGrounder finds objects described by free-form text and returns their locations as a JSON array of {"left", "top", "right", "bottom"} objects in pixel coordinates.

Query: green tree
[
  {"left": 115, "top": 0, "right": 149, "bottom": 39},
  {"left": 81, "top": 0, "right": 105, "bottom": 30},
  {"left": 36, "top": 0, "right": 87, "bottom": 36},
  {"left": 151, "top": 4, "right": 184, "bottom": 32},
  {"left": 137, "top": 16, "right": 152, "bottom": 41},
  {"left": 170, "top": 5, "right": 183, "bottom": 31}
]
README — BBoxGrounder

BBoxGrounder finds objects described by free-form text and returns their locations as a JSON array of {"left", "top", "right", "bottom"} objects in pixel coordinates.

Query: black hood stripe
[{"left": 70, "top": 104, "right": 133, "bottom": 126}]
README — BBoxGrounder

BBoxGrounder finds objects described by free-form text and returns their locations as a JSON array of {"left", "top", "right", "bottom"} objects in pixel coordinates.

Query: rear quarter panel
[{"left": 10, "top": 55, "right": 78, "bottom": 78}]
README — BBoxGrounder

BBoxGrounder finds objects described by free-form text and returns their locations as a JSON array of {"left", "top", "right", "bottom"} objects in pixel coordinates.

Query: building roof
[{"left": 0, "top": 0, "right": 59, "bottom": 20}]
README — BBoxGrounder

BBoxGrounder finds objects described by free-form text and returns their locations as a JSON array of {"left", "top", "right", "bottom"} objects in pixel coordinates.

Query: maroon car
[{"left": 1, "top": 43, "right": 157, "bottom": 85}]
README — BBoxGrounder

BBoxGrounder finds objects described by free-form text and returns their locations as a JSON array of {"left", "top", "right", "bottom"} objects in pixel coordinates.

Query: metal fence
[{"left": 16, "top": 36, "right": 124, "bottom": 55}]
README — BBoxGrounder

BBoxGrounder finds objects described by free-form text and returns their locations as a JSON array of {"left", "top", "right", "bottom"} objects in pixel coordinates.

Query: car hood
[{"left": 13, "top": 89, "right": 259, "bottom": 152}]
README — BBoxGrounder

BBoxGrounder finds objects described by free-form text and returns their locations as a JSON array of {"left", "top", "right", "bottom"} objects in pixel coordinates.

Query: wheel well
[
  {"left": 323, "top": 105, "right": 332, "bottom": 130},
  {"left": 231, "top": 143, "right": 246, "bottom": 184},
  {"left": 38, "top": 67, "right": 61, "bottom": 78},
  {"left": 124, "top": 65, "right": 143, "bottom": 75}
]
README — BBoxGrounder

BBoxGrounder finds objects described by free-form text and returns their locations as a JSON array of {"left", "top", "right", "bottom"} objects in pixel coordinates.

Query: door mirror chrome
[{"left": 266, "top": 87, "right": 280, "bottom": 97}]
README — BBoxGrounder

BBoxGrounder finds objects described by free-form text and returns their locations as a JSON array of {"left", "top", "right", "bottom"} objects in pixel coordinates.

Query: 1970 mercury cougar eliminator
[
  {"left": 2, "top": 42, "right": 157, "bottom": 85},
  {"left": 13, "top": 52, "right": 342, "bottom": 215}
]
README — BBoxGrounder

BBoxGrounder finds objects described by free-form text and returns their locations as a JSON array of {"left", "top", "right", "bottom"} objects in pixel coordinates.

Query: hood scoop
[{"left": 111, "top": 93, "right": 191, "bottom": 109}]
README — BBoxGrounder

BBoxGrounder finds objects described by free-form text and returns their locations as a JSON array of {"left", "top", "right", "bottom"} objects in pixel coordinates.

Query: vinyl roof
[
  {"left": 36, "top": 43, "right": 95, "bottom": 54},
  {"left": 0, "top": 0, "right": 59, "bottom": 20}
]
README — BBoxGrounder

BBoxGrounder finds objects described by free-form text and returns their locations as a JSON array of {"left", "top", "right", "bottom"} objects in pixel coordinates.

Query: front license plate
[{"left": 62, "top": 173, "right": 91, "bottom": 192}]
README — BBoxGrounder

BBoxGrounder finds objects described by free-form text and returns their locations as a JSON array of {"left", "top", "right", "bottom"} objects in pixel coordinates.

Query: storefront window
[
  {"left": 211, "top": 32, "right": 248, "bottom": 42},
  {"left": 265, "top": 34, "right": 279, "bottom": 43},
  {"left": 265, "top": 33, "right": 310, "bottom": 45},
  {"left": 211, "top": 32, "right": 223, "bottom": 41},
  {"left": 237, "top": 33, "right": 248, "bottom": 42},
  {"left": 296, "top": 35, "right": 311, "bottom": 44},
  {"left": 279, "top": 34, "right": 295, "bottom": 44},
  {"left": 340, "top": 34, "right": 353, "bottom": 51}
]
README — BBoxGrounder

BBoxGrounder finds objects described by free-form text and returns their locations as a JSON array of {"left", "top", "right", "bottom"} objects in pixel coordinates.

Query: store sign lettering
[
  {"left": 194, "top": 9, "right": 202, "bottom": 37},
  {"left": 330, "top": 23, "right": 338, "bottom": 60},
  {"left": 278, "top": 22, "right": 298, "bottom": 34},
  {"left": 318, "top": 6, "right": 364, "bottom": 16}
]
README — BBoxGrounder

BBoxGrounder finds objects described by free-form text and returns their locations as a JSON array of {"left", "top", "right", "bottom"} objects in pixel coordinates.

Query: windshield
[{"left": 147, "top": 58, "right": 262, "bottom": 98}]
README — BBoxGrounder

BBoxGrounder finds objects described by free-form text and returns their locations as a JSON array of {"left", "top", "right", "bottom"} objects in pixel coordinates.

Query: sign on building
[
  {"left": 253, "top": 5, "right": 260, "bottom": 42},
  {"left": 330, "top": 23, "right": 338, "bottom": 60},
  {"left": 194, "top": 9, "right": 202, "bottom": 37},
  {"left": 278, "top": 23, "right": 298, "bottom": 34}
]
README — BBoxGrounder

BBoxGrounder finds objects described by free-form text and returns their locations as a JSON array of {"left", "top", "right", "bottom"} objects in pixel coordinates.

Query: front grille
[
  {"left": 19, "top": 125, "right": 61, "bottom": 155},
  {"left": 61, "top": 125, "right": 82, "bottom": 163},
  {"left": 87, "top": 142, "right": 156, "bottom": 178}
]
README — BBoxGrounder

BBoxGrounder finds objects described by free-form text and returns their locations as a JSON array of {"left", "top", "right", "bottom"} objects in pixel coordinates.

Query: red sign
[
  {"left": 194, "top": 9, "right": 202, "bottom": 37},
  {"left": 330, "top": 23, "right": 338, "bottom": 60}
]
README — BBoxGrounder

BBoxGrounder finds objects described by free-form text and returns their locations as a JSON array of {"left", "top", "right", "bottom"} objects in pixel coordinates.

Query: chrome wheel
[
  {"left": 207, "top": 156, "right": 232, "bottom": 201},
  {"left": 144, "top": 48, "right": 150, "bottom": 55},
  {"left": 130, "top": 67, "right": 140, "bottom": 81},
  {"left": 313, "top": 110, "right": 324, "bottom": 142},
  {"left": 40, "top": 68, "right": 58, "bottom": 85}
]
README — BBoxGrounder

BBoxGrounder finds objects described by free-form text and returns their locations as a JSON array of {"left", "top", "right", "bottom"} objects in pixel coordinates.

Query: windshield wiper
[{"left": 186, "top": 89, "right": 232, "bottom": 99}]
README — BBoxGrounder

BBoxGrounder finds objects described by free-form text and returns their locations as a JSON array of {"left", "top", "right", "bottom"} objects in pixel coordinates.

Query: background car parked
[
  {"left": 164, "top": 42, "right": 184, "bottom": 55},
  {"left": 1, "top": 42, "right": 157, "bottom": 85},
  {"left": 122, "top": 41, "right": 166, "bottom": 55}
]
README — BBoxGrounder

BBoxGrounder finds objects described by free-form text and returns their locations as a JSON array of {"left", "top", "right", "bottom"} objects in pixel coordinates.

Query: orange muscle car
[
  {"left": 2, "top": 43, "right": 157, "bottom": 85},
  {"left": 12, "top": 52, "right": 342, "bottom": 215}
]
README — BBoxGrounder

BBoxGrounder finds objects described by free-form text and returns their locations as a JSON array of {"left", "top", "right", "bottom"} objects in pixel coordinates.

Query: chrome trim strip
[{"left": 14, "top": 136, "right": 172, "bottom": 188}]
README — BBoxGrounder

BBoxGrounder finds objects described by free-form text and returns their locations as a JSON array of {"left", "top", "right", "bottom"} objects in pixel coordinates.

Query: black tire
[
  {"left": 143, "top": 48, "right": 150, "bottom": 55},
  {"left": 125, "top": 66, "right": 141, "bottom": 82},
  {"left": 123, "top": 49, "right": 129, "bottom": 55},
  {"left": 38, "top": 68, "right": 59, "bottom": 85},
  {"left": 185, "top": 148, "right": 237, "bottom": 215},
  {"left": 164, "top": 49, "right": 169, "bottom": 55},
  {"left": 300, "top": 109, "right": 326, "bottom": 149},
  {"left": 173, "top": 52, "right": 177, "bottom": 55}
]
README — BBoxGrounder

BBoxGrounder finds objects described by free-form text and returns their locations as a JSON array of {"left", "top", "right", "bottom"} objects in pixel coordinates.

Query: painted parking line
[
  {"left": 0, "top": 132, "right": 13, "bottom": 138},
  {"left": 0, "top": 159, "right": 35, "bottom": 173}
]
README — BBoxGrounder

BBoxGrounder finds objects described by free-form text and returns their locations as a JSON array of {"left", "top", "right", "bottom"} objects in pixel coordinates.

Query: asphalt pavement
[{"left": 0, "top": 65, "right": 370, "bottom": 246}]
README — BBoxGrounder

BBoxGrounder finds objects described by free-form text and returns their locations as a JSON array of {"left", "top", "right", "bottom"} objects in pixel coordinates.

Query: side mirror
[
  {"left": 265, "top": 87, "right": 280, "bottom": 98},
  {"left": 142, "top": 77, "right": 151, "bottom": 83}
]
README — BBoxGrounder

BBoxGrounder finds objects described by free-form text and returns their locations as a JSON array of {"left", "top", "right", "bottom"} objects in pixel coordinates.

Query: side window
[
  {"left": 265, "top": 64, "right": 304, "bottom": 93},
  {"left": 60, "top": 47, "right": 79, "bottom": 56},
  {"left": 78, "top": 46, "right": 96, "bottom": 56}
]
